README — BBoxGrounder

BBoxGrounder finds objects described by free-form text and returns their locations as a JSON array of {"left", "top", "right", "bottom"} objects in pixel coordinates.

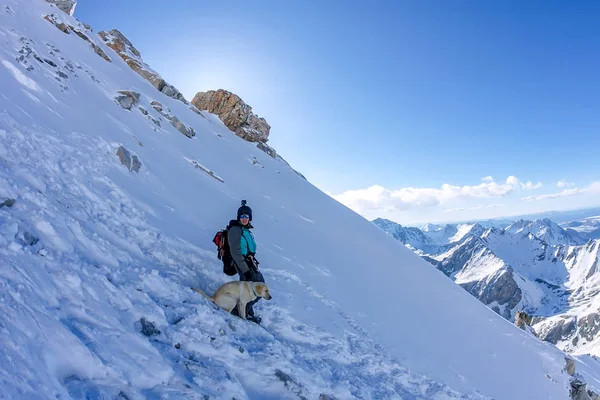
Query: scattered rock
[
  {"left": 191, "top": 89, "right": 270, "bottom": 143},
  {"left": 172, "top": 317, "right": 183, "bottom": 325},
  {"left": 151, "top": 101, "right": 163, "bottom": 112},
  {"left": 565, "top": 357, "right": 576, "bottom": 376},
  {"left": 189, "top": 106, "right": 206, "bottom": 118},
  {"left": 138, "top": 107, "right": 148, "bottom": 115},
  {"left": 571, "top": 379, "right": 593, "bottom": 400},
  {"left": 71, "top": 28, "right": 111, "bottom": 62},
  {"left": 139, "top": 317, "right": 160, "bottom": 337},
  {"left": 116, "top": 146, "right": 141, "bottom": 172},
  {"left": 514, "top": 311, "right": 537, "bottom": 336},
  {"left": 0, "top": 198, "right": 16, "bottom": 208},
  {"left": 44, "top": 0, "right": 77, "bottom": 16},
  {"left": 174, "top": 343, "right": 181, "bottom": 349},
  {"left": 319, "top": 395, "right": 338, "bottom": 400},
  {"left": 98, "top": 29, "right": 185, "bottom": 102},
  {"left": 169, "top": 116, "right": 195, "bottom": 138},
  {"left": 274, "top": 370, "right": 308, "bottom": 400},
  {"left": 257, "top": 142, "right": 277, "bottom": 158},
  {"left": 57, "top": 70, "right": 68, "bottom": 79},
  {"left": 114, "top": 90, "right": 140, "bottom": 110},
  {"left": 43, "top": 58, "right": 57, "bottom": 67},
  {"left": 187, "top": 159, "right": 224, "bottom": 183},
  {"left": 44, "top": 14, "right": 70, "bottom": 34},
  {"left": 22, "top": 232, "right": 39, "bottom": 246}
]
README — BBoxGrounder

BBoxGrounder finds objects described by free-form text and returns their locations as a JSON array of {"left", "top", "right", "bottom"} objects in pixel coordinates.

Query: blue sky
[{"left": 77, "top": 1, "right": 600, "bottom": 224}]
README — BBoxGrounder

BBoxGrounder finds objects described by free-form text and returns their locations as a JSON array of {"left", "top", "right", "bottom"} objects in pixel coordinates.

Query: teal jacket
[{"left": 227, "top": 221, "right": 257, "bottom": 273}]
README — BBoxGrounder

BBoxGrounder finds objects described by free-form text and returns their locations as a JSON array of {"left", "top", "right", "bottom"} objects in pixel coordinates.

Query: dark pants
[{"left": 231, "top": 260, "right": 265, "bottom": 318}]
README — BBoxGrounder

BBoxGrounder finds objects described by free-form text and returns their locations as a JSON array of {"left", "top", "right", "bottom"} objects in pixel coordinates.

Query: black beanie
[{"left": 237, "top": 200, "right": 252, "bottom": 221}]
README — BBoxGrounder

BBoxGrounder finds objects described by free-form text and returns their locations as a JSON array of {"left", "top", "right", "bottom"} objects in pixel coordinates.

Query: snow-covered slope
[
  {"left": 0, "top": 1, "right": 596, "bottom": 399},
  {"left": 378, "top": 215, "right": 600, "bottom": 359}
]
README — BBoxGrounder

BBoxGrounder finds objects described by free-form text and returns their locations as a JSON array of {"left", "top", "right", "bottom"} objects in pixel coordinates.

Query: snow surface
[{"left": 0, "top": 1, "right": 597, "bottom": 399}]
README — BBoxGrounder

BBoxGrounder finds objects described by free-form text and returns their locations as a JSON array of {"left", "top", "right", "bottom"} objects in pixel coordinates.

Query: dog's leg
[{"left": 237, "top": 301, "right": 247, "bottom": 319}]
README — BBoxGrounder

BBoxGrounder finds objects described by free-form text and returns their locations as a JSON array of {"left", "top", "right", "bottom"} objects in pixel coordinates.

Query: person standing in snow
[{"left": 227, "top": 200, "right": 265, "bottom": 324}]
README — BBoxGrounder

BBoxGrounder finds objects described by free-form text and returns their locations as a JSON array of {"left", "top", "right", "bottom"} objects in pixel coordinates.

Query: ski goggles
[{"left": 239, "top": 214, "right": 250, "bottom": 219}]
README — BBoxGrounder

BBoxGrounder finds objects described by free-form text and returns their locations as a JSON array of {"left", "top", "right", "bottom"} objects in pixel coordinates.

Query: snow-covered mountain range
[
  {"left": 2, "top": 1, "right": 600, "bottom": 399},
  {"left": 374, "top": 216, "right": 600, "bottom": 359}
]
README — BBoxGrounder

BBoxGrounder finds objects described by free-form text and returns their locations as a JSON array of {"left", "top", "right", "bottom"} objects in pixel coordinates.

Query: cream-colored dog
[{"left": 192, "top": 281, "right": 272, "bottom": 319}]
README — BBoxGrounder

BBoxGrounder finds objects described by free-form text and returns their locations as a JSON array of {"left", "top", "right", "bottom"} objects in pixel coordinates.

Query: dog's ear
[{"left": 255, "top": 283, "right": 268, "bottom": 296}]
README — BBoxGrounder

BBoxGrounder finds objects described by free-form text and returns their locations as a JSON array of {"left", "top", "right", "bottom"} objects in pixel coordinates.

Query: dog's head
[{"left": 254, "top": 282, "right": 272, "bottom": 300}]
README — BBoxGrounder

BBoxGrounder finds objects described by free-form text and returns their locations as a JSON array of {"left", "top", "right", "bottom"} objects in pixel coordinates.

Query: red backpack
[{"left": 213, "top": 229, "right": 237, "bottom": 276}]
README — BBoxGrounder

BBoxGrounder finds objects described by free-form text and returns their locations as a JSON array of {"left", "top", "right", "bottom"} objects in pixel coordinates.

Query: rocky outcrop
[
  {"left": 149, "top": 101, "right": 194, "bottom": 138},
  {"left": 461, "top": 268, "right": 522, "bottom": 320},
  {"left": 114, "top": 90, "right": 140, "bottom": 110},
  {"left": 191, "top": 89, "right": 270, "bottom": 143},
  {"left": 98, "top": 30, "right": 185, "bottom": 103},
  {"left": 514, "top": 311, "right": 537, "bottom": 336},
  {"left": 116, "top": 146, "right": 141, "bottom": 172},
  {"left": 45, "top": 0, "right": 76, "bottom": 16},
  {"left": 44, "top": 14, "right": 111, "bottom": 62},
  {"left": 535, "top": 316, "right": 577, "bottom": 345}
]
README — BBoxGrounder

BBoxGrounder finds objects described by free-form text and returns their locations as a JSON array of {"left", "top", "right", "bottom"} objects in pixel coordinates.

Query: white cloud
[
  {"left": 443, "top": 203, "right": 505, "bottom": 213},
  {"left": 556, "top": 180, "right": 575, "bottom": 188},
  {"left": 481, "top": 176, "right": 494, "bottom": 183},
  {"left": 332, "top": 176, "right": 540, "bottom": 215},
  {"left": 521, "top": 181, "right": 600, "bottom": 202}
]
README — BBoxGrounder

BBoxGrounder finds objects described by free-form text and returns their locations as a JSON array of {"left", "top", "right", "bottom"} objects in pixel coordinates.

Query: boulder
[
  {"left": 169, "top": 116, "right": 195, "bottom": 138},
  {"left": 565, "top": 357, "right": 576, "bottom": 376},
  {"left": 116, "top": 146, "right": 141, "bottom": 172},
  {"left": 191, "top": 89, "right": 270, "bottom": 143},
  {"left": 0, "top": 198, "right": 16, "bottom": 208},
  {"left": 44, "top": 0, "right": 76, "bottom": 16},
  {"left": 114, "top": 90, "right": 140, "bottom": 110},
  {"left": 571, "top": 379, "right": 593, "bottom": 400}
]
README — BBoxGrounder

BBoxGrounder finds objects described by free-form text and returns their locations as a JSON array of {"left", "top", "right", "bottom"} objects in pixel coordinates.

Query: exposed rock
[
  {"left": 189, "top": 106, "right": 206, "bottom": 118},
  {"left": 169, "top": 116, "right": 195, "bottom": 138},
  {"left": 257, "top": 142, "right": 277, "bottom": 158},
  {"left": 571, "top": 379, "right": 593, "bottom": 400},
  {"left": 578, "top": 312, "right": 600, "bottom": 342},
  {"left": 116, "top": 146, "right": 141, "bottom": 172},
  {"left": 43, "top": 14, "right": 70, "bottom": 34},
  {"left": 71, "top": 28, "right": 111, "bottom": 62},
  {"left": 191, "top": 89, "right": 270, "bottom": 143},
  {"left": 139, "top": 317, "right": 160, "bottom": 336},
  {"left": 44, "top": 0, "right": 77, "bottom": 16},
  {"left": 536, "top": 316, "right": 577, "bottom": 345},
  {"left": 0, "top": 198, "right": 16, "bottom": 208},
  {"left": 274, "top": 370, "right": 308, "bottom": 400},
  {"left": 98, "top": 29, "right": 185, "bottom": 102},
  {"left": 114, "top": 90, "right": 140, "bottom": 110},
  {"left": 319, "top": 395, "right": 338, "bottom": 400},
  {"left": 461, "top": 267, "right": 522, "bottom": 320},
  {"left": 138, "top": 107, "right": 148, "bottom": 116},
  {"left": 44, "top": 14, "right": 111, "bottom": 62},
  {"left": 515, "top": 311, "right": 533, "bottom": 329},
  {"left": 565, "top": 357, "right": 576, "bottom": 376},
  {"left": 151, "top": 101, "right": 163, "bottom": 112}
]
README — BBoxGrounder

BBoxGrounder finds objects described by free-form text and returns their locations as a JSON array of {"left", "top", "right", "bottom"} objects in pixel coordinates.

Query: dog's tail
[{"left": 190, "top": 287, "right": 214, "bottom": 302}]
